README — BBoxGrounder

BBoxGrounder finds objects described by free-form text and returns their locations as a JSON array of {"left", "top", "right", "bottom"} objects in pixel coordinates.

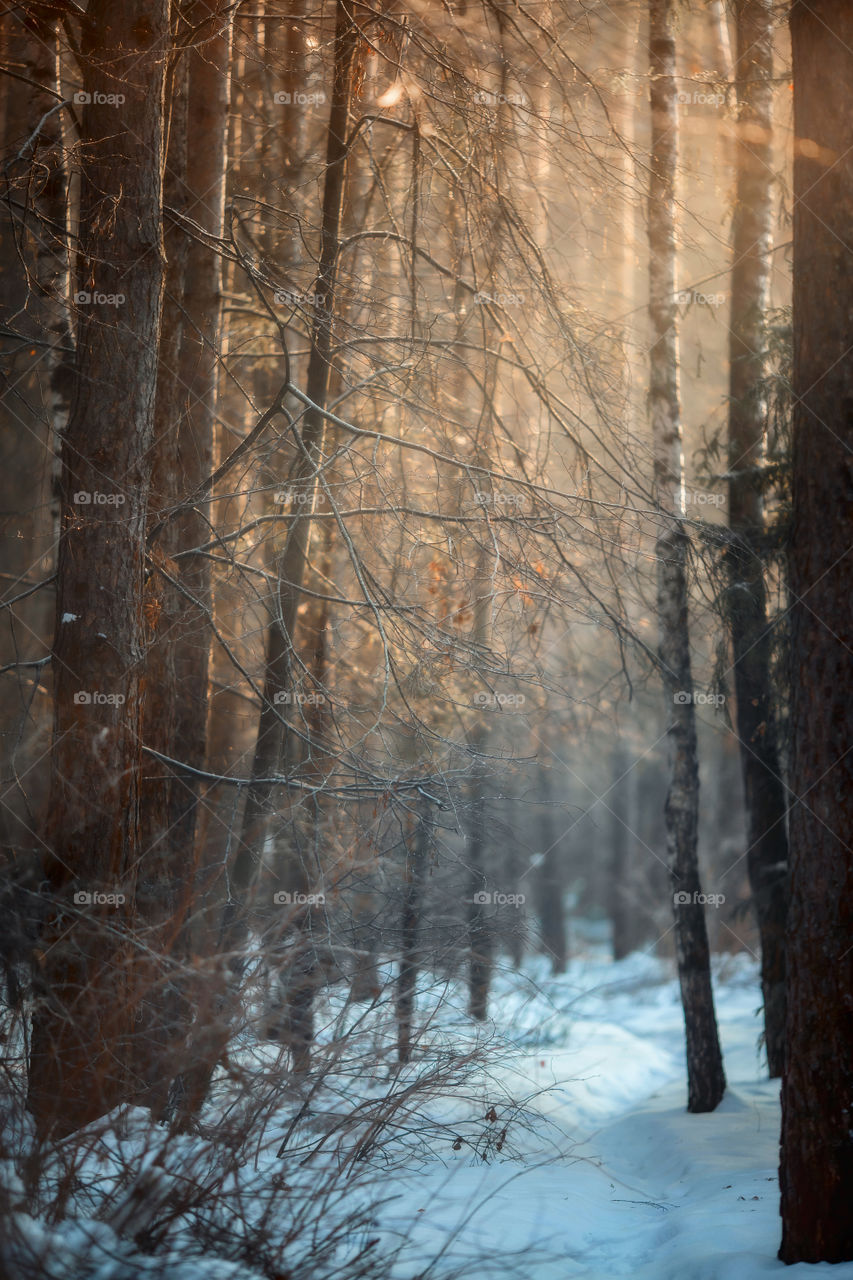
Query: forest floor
[
  {"left": 379, "top": 930, "right": 853, "bottom": 1280},
  {"left": 8, "top": 930, "right": 853, "bottom": 1280}
]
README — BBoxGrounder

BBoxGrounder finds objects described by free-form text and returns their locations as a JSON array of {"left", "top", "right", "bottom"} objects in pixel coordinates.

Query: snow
[
  {"left": 376, "top": 945, "right": 853, "bottom": 1279},
  {"left": 4, "top": 937, "right": 853, "bottom": 1279}
]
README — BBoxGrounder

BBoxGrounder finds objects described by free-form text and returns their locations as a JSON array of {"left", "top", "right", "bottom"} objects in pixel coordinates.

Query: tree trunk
[
  {"left": 135, "top": 19, "right": 191, "bottom": 1111},
  {"left": 221, "top": 0, "right": 358, "bottom": 965},
  {"left": 27, "top": 0, "right": 170, "bottom": 1139},
  {"left": 176, "top": 0, "right": 358, "bottom": 1106},
  {"left": 779, "top": 0, "right": 853, "bottom": 1261},
  {"left": 534, "top": 777, "right": 568, "bottom": 975},
  {"left": 726, "top": 0, "right": 787, "bottom": 1080},
  {"left": 467, "top": 562, "right": 494, "bottom": 1022},
  {"left": 467, "top": 787, "right": 491, "bottom": 1021},
  {"left": 0, "top": 8, "right": 71, "bottom": 859},
  {"left": 397, "top": 799, "right": 429, "bottom": 1063},
  {"left": 648, "top": 0, "right": 725, "bottom": 1114},
  {"left": 139, "top": 0, "right": 232, "bottom": 1117},
  {"left": 609, "top": 744, "right": 636, "bottom": 961}
]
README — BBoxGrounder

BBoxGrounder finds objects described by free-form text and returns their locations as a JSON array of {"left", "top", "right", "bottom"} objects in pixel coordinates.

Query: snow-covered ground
[
  {"left": 381, "top": 938, "right": 853, "bottom": 1280},
  {"left": 5, "top": 935, "right": 853, "bottom": 1279}
]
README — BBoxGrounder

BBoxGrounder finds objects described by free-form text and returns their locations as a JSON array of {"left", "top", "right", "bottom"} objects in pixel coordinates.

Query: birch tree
[
  {"left": 647, "top": 0, "right": 725, "bottom": 1114},
  {"left": 725, "top": 0, "right": 787, "bottom": 1079}
]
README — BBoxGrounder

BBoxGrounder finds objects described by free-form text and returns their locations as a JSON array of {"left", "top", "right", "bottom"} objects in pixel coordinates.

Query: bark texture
[
  {"left": 0, "top": 9, "right": 70, "bottom": 861},
  {"left": 779, "top": 0, "right": 853, "bottom": 1261},
  {"left": 726, "top": 0, "right": 787, "bottom": 1079},
  {"left": 138, "top": 0, "right": 233, "bottom": 1115},
  {"left": 27, "top": 0, "right": 170, "bottom": 1138},
  {"left": 648, "top": 0, "right": 725, "bottom": 1114}
]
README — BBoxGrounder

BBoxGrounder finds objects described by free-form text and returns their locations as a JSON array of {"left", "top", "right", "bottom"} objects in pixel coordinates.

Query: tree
[
  {"left": 138, "top": 0, "right": 233, "bottom": 1116},
  {"left": 396, "top": 791, "right": 430, "bottom": 1063},
  {"left": 725, "top": 0, "right": 788, "bottom": 1079},
  {"left": 27, "top": 0, "right": 171, "bottom": 1138},
  {"left": 175, "top": 0, "right": 362, "bottom": 1101},
  {"left": 647, "top": 0, "right": 726, "bottom": 1113},
  {"left": 0, "top": 6, "right": 70, "bottom": 858},
  {"left": 779, "top": 0, "right": 853, "bottom": 1261}
]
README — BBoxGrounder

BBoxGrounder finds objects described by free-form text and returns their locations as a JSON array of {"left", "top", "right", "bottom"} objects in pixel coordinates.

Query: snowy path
[
  {"left": 386, "top": 947, "right": 853, "bottom": 1280},
  {"left": 8, "top": 943, "right": 852, "bottom": 1280}
]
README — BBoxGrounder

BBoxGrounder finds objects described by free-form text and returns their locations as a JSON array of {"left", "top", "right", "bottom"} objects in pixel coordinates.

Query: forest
[{"left": 0, "top": 0, "right": 851, "bottom": 1276}]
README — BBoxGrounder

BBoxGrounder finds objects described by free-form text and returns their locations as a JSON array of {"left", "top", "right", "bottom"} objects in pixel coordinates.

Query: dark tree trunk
[
  {"left": 27, "top": 0, "right": 170, "bottom": 1139},
  {"left": 135, "top": 22, "right": 191, "bottom": 1111},
  {"left": 138, "top": 0, "right": 233, "bottom": 1117},
  {"left": 397, "top": 801, "right": 429, "bottom": 1062},
  {"left": 779, "top": 0, "right": 853, "bottom": 1262},
  {"left": 467, "top": 788, "right": 492, "bottom": 1021},
  {"left": 726, "top": 0, "right": 787, "bottom": 1080},
  {"left": 0, "top": 9, "right": 70, "bottom": 859},
  {"left": 167, "top": 0, "right": 231, "bottom": 875},
  {"left": 536, "top": 843, "right": 568, "bottom": 974},
  {"left": 648, "top": 0, "right": 726, "bottom": 1114},
  {"left": 533, "top": 775, "right": 567, "bottom": 973},
  {"left": 609, "top": 745, "right": 636, "bottom": 962}
]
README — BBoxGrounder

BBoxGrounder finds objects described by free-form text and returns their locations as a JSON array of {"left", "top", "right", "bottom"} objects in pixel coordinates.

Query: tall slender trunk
[
  {"left": 220, "top": 0, "right": 358, "bottom": 967},
  {"left": 726, "top": 0, "right": 787, "bottom": 1079},
  {"left": 27, "top": 0, "right": 170, "bottom": 1139},
  {"left": 169, "top": 0, "right": 232, "bottom": 866},
  {"left": 609, "top": 743, "right": 637, "bottom": 961},
  {"left": 467, "top": 542, "right": 494, "bottom": 1020},
  {"left": 397, "top": 797, "right": 429, "bottom": 1062},
  {"left": 779, "top": 1, "right": 853, "bottom": 1262},
  {"left": 139, "top": 0, "right": 233, "bottom": 1116},
  {"left": 609, "top": 12, "right": 639, "bottom": 966},
  {"left": 708, "top": 1, "right": 734, "bottom": 83},
  {"left": 648, "top": 0, "right": 725, "bottom": 1114},
  {"left": 135, "top": 18, "right": 191, "bottom": 1109},
  {"left": 275, "top": 509, "right": 335, "bottom": 1070},
  {"left": 534, "top": 771, "right": 567, "bottom": 973},
  {"left": 175, "top": 2, "right": 358, "bottom": 1106}
]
